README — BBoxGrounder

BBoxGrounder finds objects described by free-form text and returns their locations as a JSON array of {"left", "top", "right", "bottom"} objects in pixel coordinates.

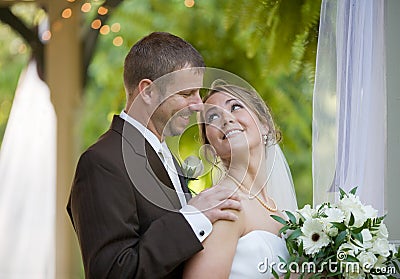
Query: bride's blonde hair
[{"left": 199, "top": 79, "right": 281, "bottom": 146}]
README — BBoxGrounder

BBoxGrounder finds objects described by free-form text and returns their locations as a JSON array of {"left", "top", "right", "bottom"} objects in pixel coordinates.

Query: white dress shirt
[{"left": 119, "top": 111, "right": 212, "bottom": 242}]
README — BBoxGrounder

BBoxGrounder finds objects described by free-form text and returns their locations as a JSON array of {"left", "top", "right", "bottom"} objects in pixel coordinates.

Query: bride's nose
[{"left": 222, "top": 112, "right": 235, "bottom": 126}]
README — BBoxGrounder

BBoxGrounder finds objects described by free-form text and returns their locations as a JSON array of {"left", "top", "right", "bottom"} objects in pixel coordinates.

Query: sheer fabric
[
  {"left": 312, "top": 0, "right": 386, "bottom": 214},
  {"left": 267, "top": 145, "right": 298, "bottom": 212},
  {"left": 0, "top": 61, "right": 56, "bottom": 278}
]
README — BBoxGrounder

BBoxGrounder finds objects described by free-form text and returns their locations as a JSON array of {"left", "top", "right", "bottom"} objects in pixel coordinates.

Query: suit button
[{"left": 199, "top": 230, "right": 205, "bottom": 236}]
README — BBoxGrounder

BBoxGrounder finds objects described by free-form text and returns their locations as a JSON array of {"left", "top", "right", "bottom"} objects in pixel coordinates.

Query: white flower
[
  {"left": 181, "top": 155, "right": 204, "bottom": 179},
  {"left": 364, "top": 205, "right": 378, "bottom": 219},
  {"left": 299, "top": 219, "right": 330, "bottom": 256},
  {"left": 357, "top": 251, "right": 377, "bottom": 272},
  {"left": 370, "top": 238, "right": 390, "bottom": 257},
  {"left": 361, "top": 229, "right": 373, "bottom": 242},
  {"left": 318, "top": 208, "right": 344, "bottom": 237},
  {"left": 338, "top": 242, "right": 362, "bottom": 259},
  {"left": 389, "top": 243, "right": 397, "bottom": 253},
  {"left": 339, "top": 194, "right": 367, "bottom": 227},
  {"left": 327, "top": 226, "right": 339, "bottom": 237},
  {"left": 377, "top": 223, "right": 389, "bottom": 239},
  {"left": 324, "top": 207, "right": 345, "bottom": 223},
  {"left": 297, "top": 204, "right": 316, "bottom": 220},
  {"left": 343, "top": 270, "right": 365, "bottom": 279},
  {"left": 361, "top": 229, "right": 373, "bottom": 249}
]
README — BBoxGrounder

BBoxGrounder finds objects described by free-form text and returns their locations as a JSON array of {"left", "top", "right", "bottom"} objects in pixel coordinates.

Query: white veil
[{"left": 266, "top": 144, "right": 298, "bottom": 212}]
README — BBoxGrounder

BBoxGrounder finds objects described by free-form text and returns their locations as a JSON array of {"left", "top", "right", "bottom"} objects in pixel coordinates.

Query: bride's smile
[{"left": 203, "top": 92, "right": 267, "bottom": 161}]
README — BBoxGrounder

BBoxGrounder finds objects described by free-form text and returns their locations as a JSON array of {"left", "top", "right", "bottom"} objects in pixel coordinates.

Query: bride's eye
[
  {"left": 231, "top": 103, "right": 243, "bottom": 112},
  {"left": 206, "top": 113, "right": 219, "bottom": 123}
]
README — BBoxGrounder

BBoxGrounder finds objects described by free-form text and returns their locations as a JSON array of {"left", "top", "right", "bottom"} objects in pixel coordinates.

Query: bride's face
[{"left": 203, "top": 92, "right": 267, "bottom": 161}]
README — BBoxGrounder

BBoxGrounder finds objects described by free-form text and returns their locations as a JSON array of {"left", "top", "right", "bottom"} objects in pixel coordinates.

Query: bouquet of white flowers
[{"left": 271, "top": 187, "right": 400, "bottom": 279}]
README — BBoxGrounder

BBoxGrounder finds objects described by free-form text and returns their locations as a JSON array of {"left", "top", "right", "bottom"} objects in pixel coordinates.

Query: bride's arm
[{"left": 183, "top": 209, "right": 245, "bottom": 279}]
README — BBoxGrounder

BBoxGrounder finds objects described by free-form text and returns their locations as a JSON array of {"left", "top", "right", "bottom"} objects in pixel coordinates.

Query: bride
[{"left": 183, "top": 80, "right": 298, "bottom": 278}]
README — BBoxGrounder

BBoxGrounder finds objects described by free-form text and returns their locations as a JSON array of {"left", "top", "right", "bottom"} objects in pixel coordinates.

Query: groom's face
[{"left": 150, "top": 68, "right": 203, "bottom": 138}]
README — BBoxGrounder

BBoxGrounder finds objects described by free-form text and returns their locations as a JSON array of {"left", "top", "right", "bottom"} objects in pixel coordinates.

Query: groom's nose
[{"left": 188, "top": 92, "right": 204, "bottom": 112}]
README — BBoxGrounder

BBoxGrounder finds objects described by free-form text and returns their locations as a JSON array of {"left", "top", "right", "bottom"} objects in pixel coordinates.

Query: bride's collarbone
[{"left": 240, "top": 197, "right": 283, "bottom": 237}]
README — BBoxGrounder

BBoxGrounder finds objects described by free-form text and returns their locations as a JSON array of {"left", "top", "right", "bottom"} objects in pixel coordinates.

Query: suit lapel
[{"left": 111, "top": 115, "right": 181, "bottom": 209}]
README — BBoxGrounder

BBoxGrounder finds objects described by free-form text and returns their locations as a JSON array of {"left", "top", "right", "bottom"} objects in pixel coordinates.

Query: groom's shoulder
[{"left": 77, "top": 126, "right": 124, "bottom": 167}]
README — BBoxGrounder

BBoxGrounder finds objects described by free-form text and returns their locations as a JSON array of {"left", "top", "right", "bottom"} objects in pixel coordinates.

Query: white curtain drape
[
  {"left": 312, "top": 0, "right": 386, "bottom": 214},
  {"left": 0, "top": 61, "right": 56, "bottom": 278}
]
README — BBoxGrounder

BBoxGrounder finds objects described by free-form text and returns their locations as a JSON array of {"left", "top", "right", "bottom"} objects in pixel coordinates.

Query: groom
[{"left": 67, "top": 32, "right": 241, "bottom": 279}]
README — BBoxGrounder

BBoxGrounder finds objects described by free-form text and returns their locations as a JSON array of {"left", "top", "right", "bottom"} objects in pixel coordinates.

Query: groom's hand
[{"left": 188, "top": 185, "right": 242, "bottom": 223}]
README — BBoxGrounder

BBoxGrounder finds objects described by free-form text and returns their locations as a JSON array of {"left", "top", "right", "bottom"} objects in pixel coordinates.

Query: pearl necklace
[{"left": 226, "top": 174, "right": 278, "bottom": 212}]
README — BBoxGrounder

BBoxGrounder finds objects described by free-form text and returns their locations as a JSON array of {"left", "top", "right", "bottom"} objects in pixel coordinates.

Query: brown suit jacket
[{"left": 67, "top": 115, "right": 203, "bottom": 279}]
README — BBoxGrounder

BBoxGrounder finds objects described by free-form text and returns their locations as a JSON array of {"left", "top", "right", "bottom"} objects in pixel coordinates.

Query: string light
[
  {"left": 184, "top": 0, "right": 195, "bottom": 8},
  {"left": 27, "top": 1, "right": 124, "bottom": 45},
  {"left": 91, "top": 19, "right": 101, "bottom": 29},
  {"left": 52, "top": 20, "right": 62, "bottom": 32},
  {"left": 18, "top": 43, "right": 27, "bottom": 54},
  {"left": 99, "top": 25, "right": 110, "bottom": 35},
  {"left": 61, "top": 8, "right": 72, "bottom": 19},
  {"left": 41, "top": 30, "right": 52, "bottom": 41},
  {"left": 113, "top": 36, "right": 123, "bottom": 46},
  {"left": 81, "top": 3, "right": 91, "bottom": 13},
  {"left": 111, "top": 23, "right": 120, "bottom": 33},
  {"left": 98, "top": 6, "right": 108, "bottom": 16}
]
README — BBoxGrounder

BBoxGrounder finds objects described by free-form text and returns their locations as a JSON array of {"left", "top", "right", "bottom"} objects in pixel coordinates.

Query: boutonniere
[{"left": 181, "top": 155, "right": 204, "bottom": 194}]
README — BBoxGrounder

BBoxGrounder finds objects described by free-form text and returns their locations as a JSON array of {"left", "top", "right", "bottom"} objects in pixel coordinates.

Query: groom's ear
[{"left": 138, "top": 79, "right": 154, "bottom": 105}]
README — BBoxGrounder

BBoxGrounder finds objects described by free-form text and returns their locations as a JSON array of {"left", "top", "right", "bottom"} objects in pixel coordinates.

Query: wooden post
[{"left": 45, "top": 0, "right": 83, "bottom": 278}]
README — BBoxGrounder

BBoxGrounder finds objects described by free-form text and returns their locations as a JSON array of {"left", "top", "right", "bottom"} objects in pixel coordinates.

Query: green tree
[
  {"left": 82, "top": 0, "right": 320, "bottom": 206},
  {"left": 1, "top": 0, "right": 320, "bottom": 207}
]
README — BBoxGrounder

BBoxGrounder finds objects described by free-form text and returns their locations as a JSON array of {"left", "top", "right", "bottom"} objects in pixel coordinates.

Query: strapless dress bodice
[{"left": 229, "top": 230, "right": 289, "bottom": 279}]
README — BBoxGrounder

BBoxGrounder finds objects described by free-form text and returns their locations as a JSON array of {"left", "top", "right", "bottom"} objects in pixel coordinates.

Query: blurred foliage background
[{"left": 0, "top": 0, "right": 321, "bottom": 207}]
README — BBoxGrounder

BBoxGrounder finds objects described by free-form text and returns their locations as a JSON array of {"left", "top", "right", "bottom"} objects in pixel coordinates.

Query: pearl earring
[{"left": 262, "top": 134, "right": 268, "bottom": 145}]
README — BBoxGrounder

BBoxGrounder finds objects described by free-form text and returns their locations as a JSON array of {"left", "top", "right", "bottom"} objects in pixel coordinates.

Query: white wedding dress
[{"left": 229, "top": 230, "right": 289, "bottom": 279}]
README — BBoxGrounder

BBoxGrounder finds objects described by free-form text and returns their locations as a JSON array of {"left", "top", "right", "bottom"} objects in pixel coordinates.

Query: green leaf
[
  {"left": 352, "top": 220, "right": 369, "bottom": 234},
  {"left": 339, "top": 188, "right": 347, "bottom": 199},
  {"left": 349, "top": 186, "right": 358, "bottom": 195},
  {"left": 348, "top": 212, "right": 355, "bottom": 227},
  {"left": 283, "top": 268, "right": 291, "bottom": 279},
  {"left": 352, "top": 232, "right": 363, "bottom": 244},
  {"left": 391, "top": 259, "right": 400, "bottom": 274},
  {"left": 272, "top": 268, "right": 279, "bottom": 279},
  {"left": 298, "top": 238, "right": 304, "bottom": 257},
  {"left": 396, "top": 246, "right": 400, "bottom": 258},
  {"left": 279, "top": 226, "right": 290, "bottom": 234},
  {"left": 344, "top": 254, "right": 359, "bottom": 262},
  {"left": 285, "top": 210, "right": 297, "bottom": 224},
  {"left": 331, "top": 222, "right": 347, "bottom": 231},
  {"left": 287, "top": 228, "right": 303, "bottom": 241},
  {"left": 327, "top": 271, "right": 343, "bottom": 277},
  {"left": 270, "top": 214, "right": 287, "bottom": 225},
  {"left": 334, "top": 230, "right": 347, "bottom": 249}
]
